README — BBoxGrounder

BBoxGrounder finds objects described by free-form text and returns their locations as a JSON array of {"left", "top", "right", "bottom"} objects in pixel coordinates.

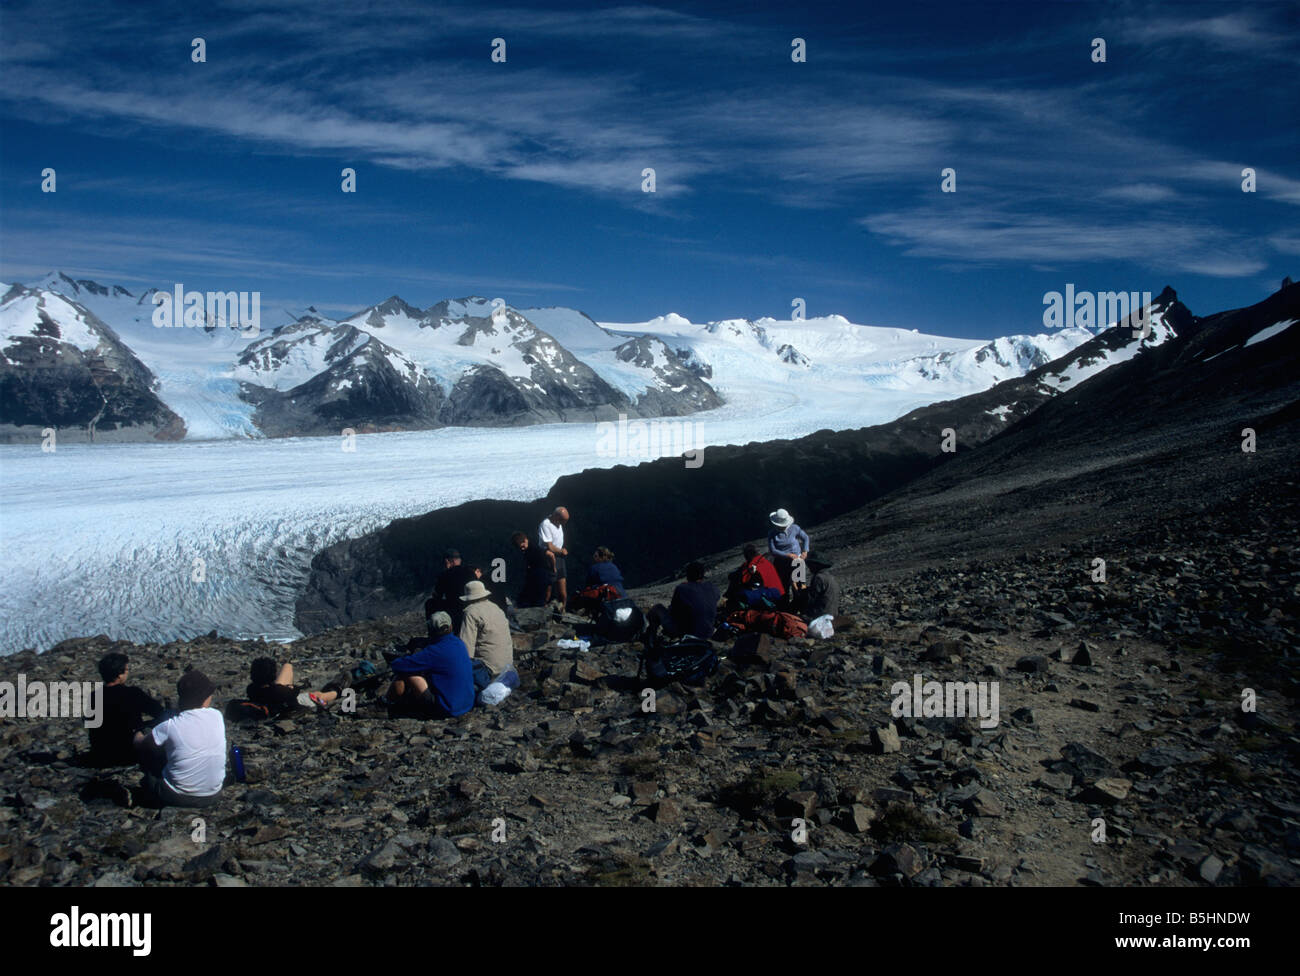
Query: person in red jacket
[{"left": 728, "top": 543, "right": 785, "bottom": 608}]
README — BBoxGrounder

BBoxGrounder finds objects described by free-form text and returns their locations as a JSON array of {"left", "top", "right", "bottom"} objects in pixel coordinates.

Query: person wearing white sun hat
[
  {"left": 459, "top": 579, "right": 518, "bottom": 693},
  {"left": 768, "top": 508, "right": 811, "bottom": 594}
]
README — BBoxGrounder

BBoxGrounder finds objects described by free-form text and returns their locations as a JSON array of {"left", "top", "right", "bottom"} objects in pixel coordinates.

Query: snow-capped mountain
[
  {"left": 0, "top": 283, "right": 185, "bottom": 442},
  {"left": 597, "top": 310, "right": 1109, "bottom": 426},
  {"left": 2, "top": 272, "right": 1157, "bottom": 443}
]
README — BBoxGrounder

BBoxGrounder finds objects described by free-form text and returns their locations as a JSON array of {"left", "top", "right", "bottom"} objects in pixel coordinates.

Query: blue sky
[{"left": 0, "top": 0, "right": 1296, "bottom": 338}]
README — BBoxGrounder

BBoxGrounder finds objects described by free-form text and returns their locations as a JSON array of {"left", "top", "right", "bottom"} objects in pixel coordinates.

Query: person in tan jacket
[{"left": 459, "top": 580, "right": 517, "bottom": 692}]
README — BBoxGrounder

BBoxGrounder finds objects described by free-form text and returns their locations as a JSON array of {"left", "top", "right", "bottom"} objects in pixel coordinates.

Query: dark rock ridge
[
  {"left": 817, "top": 281, "right": 1300, "bottom": 587},
  {"left": 293, "top": 288, "right": 1196, "bottom": 634},
  {"left": 0, "top": 284, "right": 185, "bottom": 443}
]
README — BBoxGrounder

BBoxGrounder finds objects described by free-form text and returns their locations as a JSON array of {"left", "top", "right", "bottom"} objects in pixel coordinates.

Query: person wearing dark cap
[
  {"left": 427, "top": 548, "right": 478, "bottom": 634},
  {"left": 133, "top": 669, "right": 226, "bottom": 808},
  {"left": 800, "top": 552, "right": 841, "bottom": 620}
]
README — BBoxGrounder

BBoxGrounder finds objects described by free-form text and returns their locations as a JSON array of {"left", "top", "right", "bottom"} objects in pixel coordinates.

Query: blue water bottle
[{"left": 231, "top": 745, "right": 246, "bottom": 783}]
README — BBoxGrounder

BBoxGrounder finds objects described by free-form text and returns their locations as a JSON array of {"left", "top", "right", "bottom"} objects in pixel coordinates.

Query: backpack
[
  {"left": 725, "top": 610, "right": 809, "bottom": 640},
  {"left": 595, "top": 598, "right": 645, "bottom": 642},
  {"left": 638, "top": 635, "right": 719, "bottom": 688},
  {"left": 577, "top": 583, "right": 622, "bottom": 604},
  {"left": 573, "top": 583, "right": 624, "bottom": 618},
  {"left": 224, "top": 699, "right": 271, "bottom": 722}
]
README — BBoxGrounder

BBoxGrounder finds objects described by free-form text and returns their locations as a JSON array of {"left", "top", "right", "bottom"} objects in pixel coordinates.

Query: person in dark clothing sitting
[
  {"left": 383, "top": 612, "right": 475, "bottom": 718},
  {"left": 512, "top": 532, "right": 550, "bottom": 607},
  {"left": 86, "top": 653, "right": 165, "bottom": 767},
  {"left": 800, "top": 552, "right": 842, "bottom": 620},
  {"left": 647, "top": 561, "right": 721, "bottom": 642},
  {"left": 247, "top": 658, "right": 338, "bottom": 714},
  {"left": 465, "top": 564, "right": 511, "bottom": 615},
  {"left": 426, "top": 548, "right": 478, "bottom": 635}
]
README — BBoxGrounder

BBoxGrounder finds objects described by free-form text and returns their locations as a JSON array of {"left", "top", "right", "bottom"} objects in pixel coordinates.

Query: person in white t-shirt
[
  {"left": 134, "top": 669, "right": 227, "bottom": 808},
  {"left": 538, "top": 506, "right": 570, "bottom": 609}
]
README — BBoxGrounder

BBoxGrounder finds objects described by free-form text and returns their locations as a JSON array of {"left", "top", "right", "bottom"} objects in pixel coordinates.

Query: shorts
[{"left": 544, "top": 555, "right": 566, "bottom": 583}]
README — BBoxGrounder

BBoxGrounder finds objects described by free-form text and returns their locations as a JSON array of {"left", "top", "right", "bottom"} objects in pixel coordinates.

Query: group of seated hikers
[{"left": 81, "top": 503, "right": 839, "bottom": 807}]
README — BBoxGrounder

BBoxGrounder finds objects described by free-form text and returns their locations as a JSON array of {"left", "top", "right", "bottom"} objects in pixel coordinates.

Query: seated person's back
[
  {"left": 89, "top": 653, "right": 164, "bottom": 765},
  {"left": 671, "top": 578, "right": 721, "bottom": 640},
  {"left": 460, "top": 581, "right": 515, "bottom": 680},
  {"left": 585, "top": 551, "right": 626, "bottom": 598},
  {"left": 390, "top": 630, "right": 475, "bottom": 717},
  {"left": 147, "top": 671, "right": 226, "bottom": 804}
]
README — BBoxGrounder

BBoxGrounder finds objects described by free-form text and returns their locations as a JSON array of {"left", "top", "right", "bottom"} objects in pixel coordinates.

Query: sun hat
[
  {"left": 461, "top": 580, "right": 492, "bottom": 602},
  {"left": 769, "top": 508, "right": 794, "bottom": 528}
]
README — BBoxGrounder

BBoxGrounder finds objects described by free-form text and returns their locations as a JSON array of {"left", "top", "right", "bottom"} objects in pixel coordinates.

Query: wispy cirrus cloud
[
  {"left": 862, "top": 205, "right": 1268, "bottom": 277},
  {"left": 1120, "top": 9, "right": 1300, "bottom": 56}
]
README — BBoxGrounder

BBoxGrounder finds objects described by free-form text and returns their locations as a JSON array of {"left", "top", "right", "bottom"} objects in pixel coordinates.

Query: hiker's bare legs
[
  {"left": 277, "top": 662, "right": 294, "bottom": 686},
  {"left": 386, "top": 676, "right": 427, "bottom": 704}
]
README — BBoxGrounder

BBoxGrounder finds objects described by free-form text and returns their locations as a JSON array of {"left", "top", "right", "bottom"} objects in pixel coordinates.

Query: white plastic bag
[
  {"left": 556, "top": 638, "right": 591, "bottom": 652},
  {"left": 808, "top": 614, "right": 834, "bottom": 639},
  {"left": 478, "top": 681, "right": 512, "bottom": 706}
]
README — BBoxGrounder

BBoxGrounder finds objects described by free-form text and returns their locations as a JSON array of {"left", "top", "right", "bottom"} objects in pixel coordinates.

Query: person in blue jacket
[
  {"left": 584, "top": 546, "right": 626, "bottom": 598},
  {"left": 382, "top": 612, "right": 474, "bottom": 718}
]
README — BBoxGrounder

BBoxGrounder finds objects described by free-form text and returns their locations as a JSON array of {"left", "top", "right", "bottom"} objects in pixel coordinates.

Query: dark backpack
[
  {"left": 638, "top": 635, "right": 719, "bottom": 688},
  {"left": 595, "top": 598, "right": 644, "bottom": 642},
  {"left": 224, "top": 699, "right": 271, "bottom": 722}
]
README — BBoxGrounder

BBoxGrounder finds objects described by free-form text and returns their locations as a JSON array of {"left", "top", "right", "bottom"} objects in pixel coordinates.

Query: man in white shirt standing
[
  {"left": 134, "top": 669, "right": 226, "bottom": 808},
  {"left": 538, "top": 506, "right": 570, "bottom": 610}
]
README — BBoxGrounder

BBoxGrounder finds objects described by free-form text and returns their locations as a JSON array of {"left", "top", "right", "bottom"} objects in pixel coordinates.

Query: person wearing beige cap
[{"left": 459, "top": 580, "right": 518, "bottom": 692}]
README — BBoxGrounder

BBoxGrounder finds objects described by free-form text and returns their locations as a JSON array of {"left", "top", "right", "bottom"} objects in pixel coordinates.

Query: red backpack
[{"left": 725, "top": 610, "right": 808, "bottom": 640}]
